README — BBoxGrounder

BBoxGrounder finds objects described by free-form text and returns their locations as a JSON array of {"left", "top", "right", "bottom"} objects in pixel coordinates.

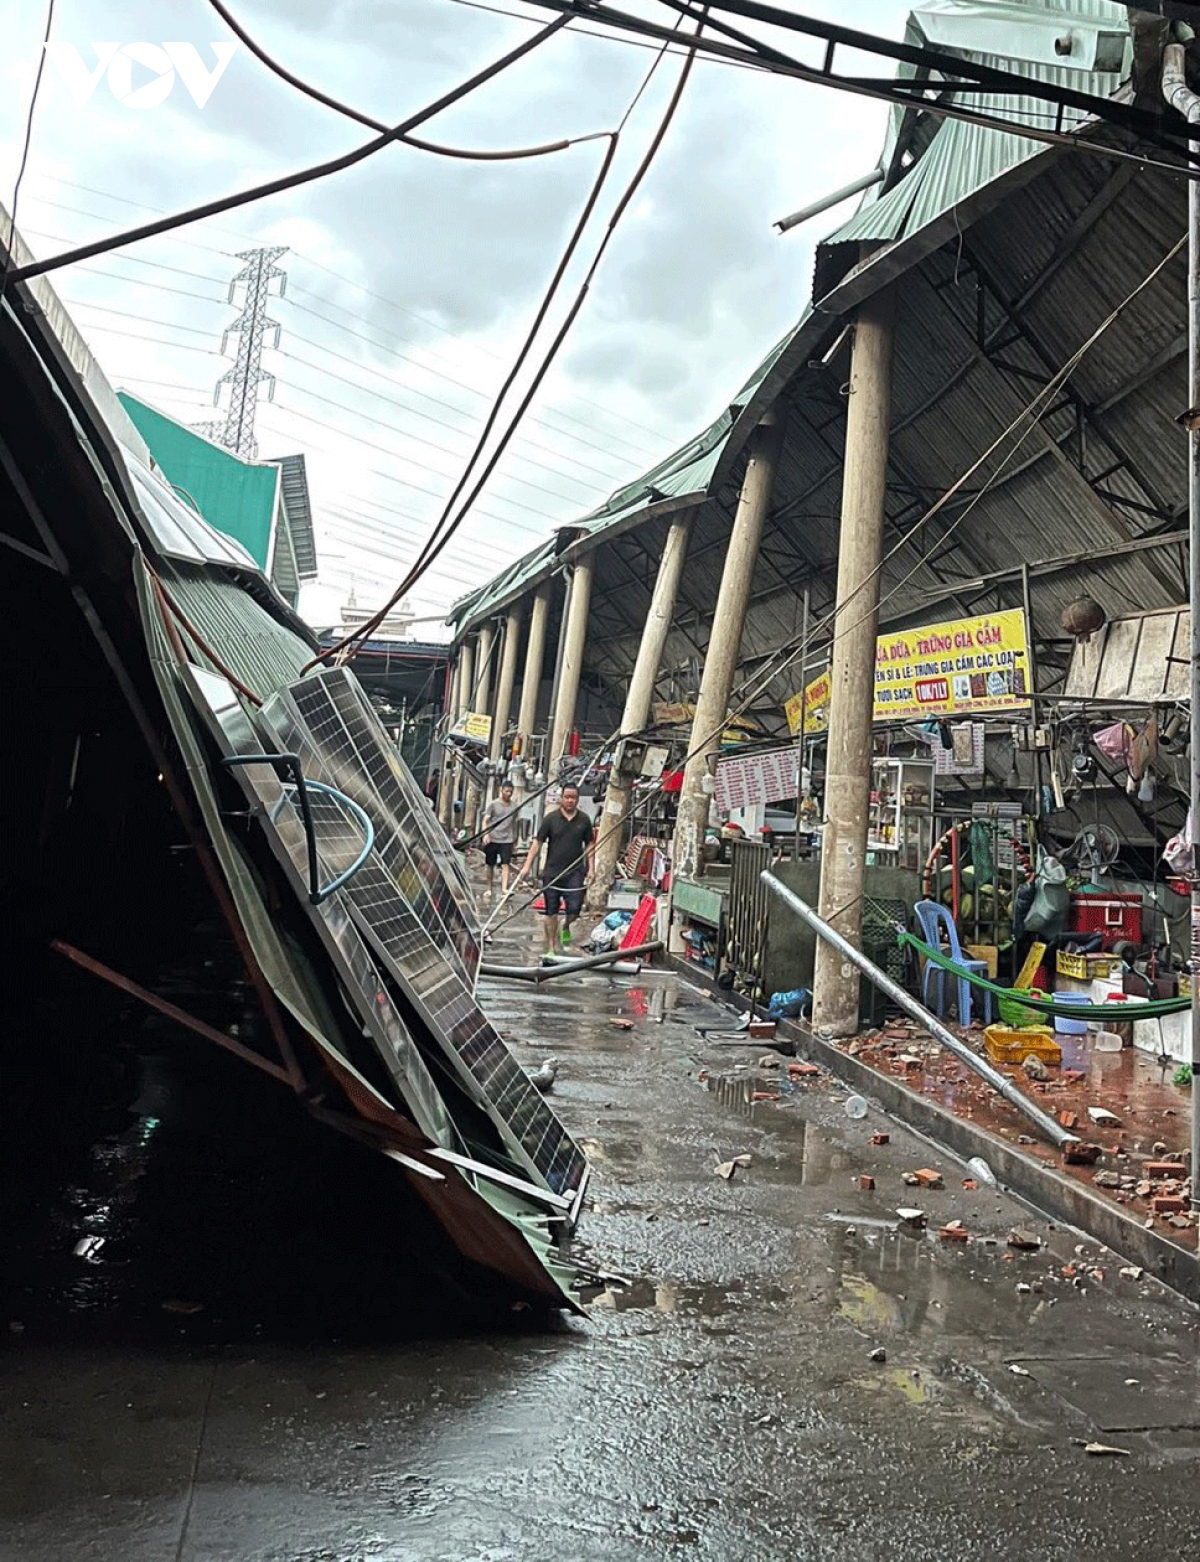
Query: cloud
[{"left": 1, "top": 0, "right": 911, "bottom": 625}]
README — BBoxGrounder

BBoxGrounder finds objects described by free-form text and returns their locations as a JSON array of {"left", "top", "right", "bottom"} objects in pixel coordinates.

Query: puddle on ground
[{"left": 591, "top": 1276, "right": 788, "bottom": 1316}]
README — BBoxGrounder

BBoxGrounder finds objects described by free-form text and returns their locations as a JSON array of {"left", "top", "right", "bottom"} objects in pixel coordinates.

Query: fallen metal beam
[
  {"left": 759, "top": 873, "right": 1079, "bottom": 1149},
  {"left": 51, "top": 939, "right": 293, "bottom": 1084}
]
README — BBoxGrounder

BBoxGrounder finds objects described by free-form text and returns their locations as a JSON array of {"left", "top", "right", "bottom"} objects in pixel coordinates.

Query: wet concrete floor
[{"left": 2, "top": 894, "right": 1199, "bottom": 1560}]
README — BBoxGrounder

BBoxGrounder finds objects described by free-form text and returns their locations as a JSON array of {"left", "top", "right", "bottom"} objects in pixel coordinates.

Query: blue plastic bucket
[{"left": 1052, "top": 991, "right": 1088, "bottom": 1035}]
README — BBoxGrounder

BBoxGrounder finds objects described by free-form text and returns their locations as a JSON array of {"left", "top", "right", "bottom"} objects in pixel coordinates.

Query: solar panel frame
[
  {"left": 261, "top": 669, "right": 587, "bottom": 1200},
  {"left": 183, "top": 667, "right": 458, "bottom": 1152}
]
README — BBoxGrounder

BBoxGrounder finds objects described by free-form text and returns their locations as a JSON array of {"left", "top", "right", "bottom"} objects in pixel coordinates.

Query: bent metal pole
[
  {"left": 1162, "top": 39, "right": 1200, "bottom": 1208},
  {"left": 761, "top": 871, "right": 1079, "bottom": 1150}
]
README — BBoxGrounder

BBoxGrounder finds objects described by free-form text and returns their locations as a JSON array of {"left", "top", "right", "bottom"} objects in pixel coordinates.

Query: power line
[
  {"left": 2, "top": 0, "right": 56, "bottom": 289},
  {"left": 5, "top": 14, "right": 572, "bottom": 287},
  {"left": 27, "top": 204, "right": 668, "bottom": 464}
]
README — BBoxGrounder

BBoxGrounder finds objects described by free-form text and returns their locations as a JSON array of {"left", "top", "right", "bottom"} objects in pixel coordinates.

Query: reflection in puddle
[{"left": 593, "top": 1277, "right": 788, "bottom": 1316}]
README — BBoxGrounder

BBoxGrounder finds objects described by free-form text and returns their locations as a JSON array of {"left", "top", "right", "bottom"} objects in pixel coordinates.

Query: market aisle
[{"left": 1, "top": 896, "right": 1198, "bottom": 1562}]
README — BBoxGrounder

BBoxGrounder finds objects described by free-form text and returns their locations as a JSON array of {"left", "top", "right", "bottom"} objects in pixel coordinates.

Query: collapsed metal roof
[
  {"left": 1, "top": 206, "right": 589, "bottom": 1310},
  {"left": 448, "top": 0, "right": 1189, "bottom": 757}
]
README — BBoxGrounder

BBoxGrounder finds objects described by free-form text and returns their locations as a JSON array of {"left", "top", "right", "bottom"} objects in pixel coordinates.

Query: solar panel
[
  {"left": 184, "top": 668, "right": 457, "bottom": 1153},
  {"left": 261, "top": 669, "right": 587, "bottom": 1199}
]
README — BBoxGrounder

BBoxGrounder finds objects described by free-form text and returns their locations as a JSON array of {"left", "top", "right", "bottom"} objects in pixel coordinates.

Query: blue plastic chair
[{"left": 913, "top": 899, "right": 993, "bottom": 1026}]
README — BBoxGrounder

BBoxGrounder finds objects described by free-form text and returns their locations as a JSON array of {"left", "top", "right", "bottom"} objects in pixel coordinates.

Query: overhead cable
[
  {"left": 2, "top": 0, "right": 57, "bottom": 289},
  {"left": 3, "top": 14, "right": 570, "bottom": 287},
  {"left": 313, "top": 12, "right": 707, "bottom": 667},
  {"left": 204, "top": 0, "right": 609, "bottom": 161}
]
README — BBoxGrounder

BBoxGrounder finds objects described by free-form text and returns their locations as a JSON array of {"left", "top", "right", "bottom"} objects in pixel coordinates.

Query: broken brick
[
  {"left": 869, "top": 1132, "right": 890, "bottom": 1146},
  {"left": 939, "top": 1221, "right": 969, "bottom": 1243},
  {"left": 962, "top": 1178, "right": 979, "bottom": 1191},
  {"left": 1062, "top": 1142, "right": 1102, "bottom": 1165},
  {"left": 788, "top": 1061, "right": 821, "bottom": 1078},
  {"left": 1007, "top": 1229, "right": 1041, "bottom": 1250},
  {"left": 913, "top": 1168, "right": 944, "bottom": 1189},
  {"left": 1058, "top": 1111, "right": 1079, "bottom": 1130},
  {"left": 859, "top": 1175, "right": 875, "bottom": 1191}
]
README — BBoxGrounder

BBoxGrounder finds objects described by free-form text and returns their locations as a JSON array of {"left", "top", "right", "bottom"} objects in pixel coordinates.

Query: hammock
[{"left": 897, "top": 931, "right": 1191, "bottom": 1020}]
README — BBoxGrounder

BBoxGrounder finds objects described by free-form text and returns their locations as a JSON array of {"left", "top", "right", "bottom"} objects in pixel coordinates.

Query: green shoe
[{"left": 559, "top": 925, "right": 573, "bottom": 950}]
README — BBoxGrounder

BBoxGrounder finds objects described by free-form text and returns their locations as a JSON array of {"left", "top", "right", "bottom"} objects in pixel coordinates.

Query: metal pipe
[
  {"left": 761, "top": 872, "right": 1079, "bottom": 1149},
  {"left": 1162, "top": 40, "right": 1200, "bottom": 1207},
  {"left": 775, "top": 166, "right": 883, "bottom": 233},
  {"left": 479, "top": 940, "right": 662, "bottom": 982}
]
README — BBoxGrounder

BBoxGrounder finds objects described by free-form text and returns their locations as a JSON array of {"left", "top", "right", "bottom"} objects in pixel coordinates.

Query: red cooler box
[{"left": 1067, "top": 891, "right": 1142, "bottom": 950}]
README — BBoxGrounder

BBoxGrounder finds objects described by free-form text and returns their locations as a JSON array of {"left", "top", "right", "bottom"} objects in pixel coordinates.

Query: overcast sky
[{"left": 1, "top": 0, "right": 911, "bottom": 633}]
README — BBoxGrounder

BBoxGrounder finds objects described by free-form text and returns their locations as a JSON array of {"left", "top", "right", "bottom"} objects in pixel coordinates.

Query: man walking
[
  {"left": 517, "top": 784, "right": 595, "bottom": 952},
  {"left": 481, "top": 780, "right": 520, "bottom": 898}
]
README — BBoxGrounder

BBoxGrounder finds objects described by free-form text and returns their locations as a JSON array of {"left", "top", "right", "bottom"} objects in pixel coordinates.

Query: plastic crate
[
  {"left": 1056, "top": 950, "right": 1089, "bottom": 979},
  {"left": 1067, "top": 892, "right": 1142, "bottom": 950},
  {"left": 983, "top": 1024, "right": 1061, "bottom": 1066}
]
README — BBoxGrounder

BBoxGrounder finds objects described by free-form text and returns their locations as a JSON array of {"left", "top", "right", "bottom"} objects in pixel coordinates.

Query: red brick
[
  {"left": 913, "top": 1168, "right": 944, "bottom": 1189},
  {"left": 961, "top": 1178, "right": 979, "bottom": 1191},
  {"left": 939, "top": 1223, "right": 969, "bottom": 1242},
  {"left": 1144, "top": 1161, "right": 1187, "bottom": 1179},
  {"left": 1058, "top": 1111, "right": 1079, "bottom": 1130},
  {"left": 788, "top": 1061, "right": 821, "bottom": 1078},
  {"left": 859, "top": 1175, "right": 875, "bottom": 1191},
  {"left": 869, "top": 1132, "right": 890, "bottom": 1146},
  {"left": 1062, "top": 1142, "right": 1101, "bottom": 1165},
  {"left": 1152, "top": 1195, "right": 1187, "bottom": 1215}
]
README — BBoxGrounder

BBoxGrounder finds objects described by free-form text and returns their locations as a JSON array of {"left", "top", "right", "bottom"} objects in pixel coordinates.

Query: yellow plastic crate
[
  {"left": 1056, "top": 950, "right": 1121, "bottom": 980},
  {"left": 1055, "top": 950, "right": 1089, "bottom": 979},
  {"left": 983, "top": 1024, "right": 1061, "bottom": 1067}
]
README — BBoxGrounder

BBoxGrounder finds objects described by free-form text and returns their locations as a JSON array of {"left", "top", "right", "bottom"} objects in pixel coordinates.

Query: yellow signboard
[
  {"left": 784, "top": 669, "right": 832, "bottom": 737},
  {"left": 452, "top": 711, "right": 492, "bottom": 742},
  {"left": 784, "top": 609, "right": 1032, "bottom": 729}
]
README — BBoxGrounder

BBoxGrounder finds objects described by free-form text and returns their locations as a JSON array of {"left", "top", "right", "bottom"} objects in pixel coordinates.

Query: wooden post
[
  {"left": 673, "top": 414, "right": 785, "bottom": 880},
  {"left": 594, "top": 513, "right": 694, "bottom": 897},
  {"left": 812, "top": 287, "right": 897, "bottom": 1038},
  {"left": 548, "top": 555, "right": 594, "bottom": 773}
]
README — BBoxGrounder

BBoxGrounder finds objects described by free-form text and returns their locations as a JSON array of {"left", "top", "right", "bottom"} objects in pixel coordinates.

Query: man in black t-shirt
[{"left": 517, "top": 784, "right": 595, "bottom": 952}]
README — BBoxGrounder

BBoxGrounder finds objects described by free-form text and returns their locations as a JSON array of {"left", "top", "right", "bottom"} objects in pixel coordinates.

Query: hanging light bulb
[{"left": 1137, "top": 771, "right": 1156, "bottom": 804}]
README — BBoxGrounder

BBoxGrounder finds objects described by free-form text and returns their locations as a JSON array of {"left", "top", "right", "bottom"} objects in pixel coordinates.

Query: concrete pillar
[
  {"left": 450, "top": 636, "right": 474, "bottom": 836},
  {"left": 516, "top": 583, "right": 551, "bottom": 753},
  {"left": 464, "top": 623, "right": 493, "bottom": 833},
  {"left": 594, "top": 512, "right": 694, "bottom": 895},
  {"left": 490, "top": 605, "right": 522, "bottom": 776},
  {"left": 673, "top": 414, "right": 785, "bottom": 880},
  {"left": 437, "top": 652, "right": 461, "bottom": 827},
  {"left": 548, "top": 555, "right": 594, "bottom": 773},
  {"left": 812, "top": 288, "right": 897, "bottom": 1038}
]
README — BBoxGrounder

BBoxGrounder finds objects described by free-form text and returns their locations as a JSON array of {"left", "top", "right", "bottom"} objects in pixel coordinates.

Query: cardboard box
[{"left": 966, "top": 943, "right": 999, "bottom": 979}]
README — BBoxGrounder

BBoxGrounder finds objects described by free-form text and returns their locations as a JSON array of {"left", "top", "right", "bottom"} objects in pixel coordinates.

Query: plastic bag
[
  {"left": 767, "top": 988, "right": 812, "bottom": 1020},
  {"left": 1023, "top": 851, "right": 1069, "bottom": 938},
  {"left": 1164, "top": 807, "right": 1194, "bottom": 875}
]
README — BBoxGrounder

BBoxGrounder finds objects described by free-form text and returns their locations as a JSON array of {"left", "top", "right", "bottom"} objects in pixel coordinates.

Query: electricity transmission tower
[{"left": 202, "top": 246, "right": 287, "bottom": 459}]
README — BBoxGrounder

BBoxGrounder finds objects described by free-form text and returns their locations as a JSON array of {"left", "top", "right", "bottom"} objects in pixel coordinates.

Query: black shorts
[
  {"left": 542, "top": 872, "right": 585, "bottom": 919},
  {"left": 483, "top": 842, "right": 513, "bottom": 867}
]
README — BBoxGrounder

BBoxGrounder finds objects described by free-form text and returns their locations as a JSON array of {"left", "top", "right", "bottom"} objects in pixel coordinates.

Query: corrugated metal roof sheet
[
  {"left": 272, "top": 453, "right": 318, "bottom": 580},
  {"left": 456, "top": 1, "right": 1137, "bottom": 634},
  {"left": 162, "top": 561, "right": 313, "bottom": 700}
]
